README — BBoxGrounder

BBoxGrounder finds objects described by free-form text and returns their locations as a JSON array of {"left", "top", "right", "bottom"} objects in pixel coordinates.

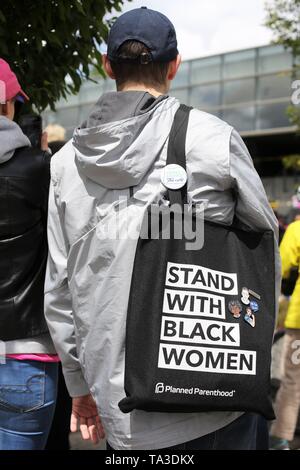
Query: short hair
[
  {"left": 110, "top": 40, "right": 170, "bottom": 89},
  {"left": 45, "top": 124, "right": 66, "bottom": 143},
  {"left": 228, "top": 300, "right": 242, "bottom": 312}
]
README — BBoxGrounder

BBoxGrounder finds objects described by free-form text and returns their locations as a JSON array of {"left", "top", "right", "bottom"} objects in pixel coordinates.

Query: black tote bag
[{"left": 119, "top": 105, "right": 276, "bottom": 419}]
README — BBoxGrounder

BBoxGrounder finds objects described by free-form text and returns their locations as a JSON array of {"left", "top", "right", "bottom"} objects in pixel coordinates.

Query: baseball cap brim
[{"left": 16, "top": 89, "right": 29, "bottom": 102}]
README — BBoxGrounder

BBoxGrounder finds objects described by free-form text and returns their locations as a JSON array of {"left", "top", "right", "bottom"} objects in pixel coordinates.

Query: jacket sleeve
[
  {"left": 40, "top": 151, "right": 51, "bottom": 219},
  {"left": 44, "top": 164, "right": 90, "bottom": 397},
  {"left": 229, "top": 128, "right": 281, "bottom": 317},
  {"left": 280, "top": 223, "right": 299, "bottom": 279}
]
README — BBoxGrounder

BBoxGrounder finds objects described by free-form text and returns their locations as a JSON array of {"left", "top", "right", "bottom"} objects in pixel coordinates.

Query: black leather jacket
[{"left": 0, "top": 146, "right": 51, "bottom": 341}]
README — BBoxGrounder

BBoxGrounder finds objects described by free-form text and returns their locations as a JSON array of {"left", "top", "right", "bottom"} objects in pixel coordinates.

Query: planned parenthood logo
[{"left": 155, "top": 383, "right": 165, "bottom": 393}]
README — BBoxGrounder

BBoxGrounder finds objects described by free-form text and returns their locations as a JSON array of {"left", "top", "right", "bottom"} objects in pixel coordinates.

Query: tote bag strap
[{"left": 166, "top": 104, "right": 192, "bottom": 207}]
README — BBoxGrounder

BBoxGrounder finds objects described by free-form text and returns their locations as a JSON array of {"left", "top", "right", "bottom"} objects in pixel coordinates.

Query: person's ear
[
  {"left": 6, "top": 100, "right": 15, "bottom": 120},
  {"left": 1, "top": 102, "right": 8, "bottom": 116},
  {"left": 102, "top": 54, "right": 116, "bottom": 79},
  {"left": 167, "top": 54, "right": 182, "bottom": 81}
]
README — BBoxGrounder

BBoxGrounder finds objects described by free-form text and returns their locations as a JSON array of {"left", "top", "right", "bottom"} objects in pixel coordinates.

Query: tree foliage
[
  {"left": 282, "top": 153, "right": 300, "bottom": 171},
  {"left": 265, "top": 0, "right": 300, "bottom": 129},
  {"left": 266, "top": 0, "right": 300, "bottom": 56},
  {"left": 0, "top": 0, "right": 129, "bottom": 111}
]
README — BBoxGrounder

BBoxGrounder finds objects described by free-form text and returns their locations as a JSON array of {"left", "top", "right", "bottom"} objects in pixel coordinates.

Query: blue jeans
[{"left": 0, "top": 358, "right": 58, "bottom": 450}]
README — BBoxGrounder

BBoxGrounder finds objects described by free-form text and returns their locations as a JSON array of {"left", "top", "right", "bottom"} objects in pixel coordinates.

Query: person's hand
[
  {"left": 41, "top": 131, "right": 49, "bottom": 151},
  {"left": 70, "top": 394, "right": 105, "bottom": 444}
]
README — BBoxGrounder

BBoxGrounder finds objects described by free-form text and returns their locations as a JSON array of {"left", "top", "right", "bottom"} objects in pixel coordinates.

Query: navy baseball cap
[{"left": 107, "top": 7, "right": 178, "bottom": 64}]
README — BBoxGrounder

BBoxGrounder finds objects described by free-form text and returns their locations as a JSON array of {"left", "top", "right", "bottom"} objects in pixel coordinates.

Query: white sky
[{"left": 107, "top": 0, "right": 274, "bottom": 60}]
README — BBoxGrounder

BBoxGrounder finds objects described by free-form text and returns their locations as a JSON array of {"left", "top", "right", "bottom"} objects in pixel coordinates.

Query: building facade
[{"left": 43, "top": 44, "right": 300, "bottom": 204}]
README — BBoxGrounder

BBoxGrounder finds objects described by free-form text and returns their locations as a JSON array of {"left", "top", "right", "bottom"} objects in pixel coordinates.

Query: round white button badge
[{"left": 161, "top": 164, "right": 187, "bottom": 190}]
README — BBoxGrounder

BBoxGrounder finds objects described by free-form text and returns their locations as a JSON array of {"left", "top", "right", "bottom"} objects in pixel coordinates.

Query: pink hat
[{"left": 0, "top": 58, "right": 29, "bottom": 104}]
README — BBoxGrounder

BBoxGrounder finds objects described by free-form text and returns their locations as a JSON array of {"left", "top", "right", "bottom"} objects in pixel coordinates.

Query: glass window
[
  {"left": 223, "top": 78, "right": 255, "bottom": 105},
  {"left": 191, "top": 55, "right": 221, "bottom": 85},
  {"left": 55, "top": 92, "right": 80, "bottom": 108},
  {"left": 42, "top": 111, "right": 57, "bottom": 126},
  {"left": 208, "top": 109, "right": 223, "bottom": 120},
  {"left": 79, "top": 104, "right": 94, "bottom": 124},
  {"left": 257, "top": 73, "right": 292, "bottom": 100},
  {"left": 170, "top": 88, "right": 189, "bottom": 104},
  {"left": 256, "top": 101, "right": 291, "bottom": 129},
  {"left": 295, "top": 55, "right": 300, "bottom": 68},
  {"left": 223, "top": 49, "right": 256, "bottom": 79},
  {"left": 190, "top": 83, "right": 221, "bottom": 109},
  {"left": 258, "top": 45, "right": 292, "bottom": 74},
  {"left": 103, "top": 78, "right": 116, "bottom": 92},
  {"left": 79, "top": 81, "right": 104, "bottom": 103},
  {"left": 65, "top": 128, "right": 74, "bottom": 140},
  {"left": 222, "top": 106, "right": 255, "bottom": 132},
  {"left": 172, "top": 61, "right": 190, "bottom": 88},
  {"left": 55, "top": 106, "right": 80, "bottom": 129}
]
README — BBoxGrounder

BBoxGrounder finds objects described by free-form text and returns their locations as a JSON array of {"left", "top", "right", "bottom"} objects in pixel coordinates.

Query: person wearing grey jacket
[{"left": 44, "top": 8, "right": 281, "bottom": 450}]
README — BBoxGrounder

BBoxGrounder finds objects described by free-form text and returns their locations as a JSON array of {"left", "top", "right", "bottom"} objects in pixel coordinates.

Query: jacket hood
[
  {"left": 0, "top": 116, "right": 30, "bottom": 164},
  {"left": 73, "top": 91, "right": 179, "bottom": 189}
]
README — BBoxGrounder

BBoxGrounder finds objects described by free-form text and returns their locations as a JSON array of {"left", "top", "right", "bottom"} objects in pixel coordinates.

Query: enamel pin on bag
[{"left": 119, "top": 105, "right": 276, "bottom": 419}]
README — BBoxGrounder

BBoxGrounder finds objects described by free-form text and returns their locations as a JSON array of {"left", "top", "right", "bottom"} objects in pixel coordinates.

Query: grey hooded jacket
[
  {"left": 45, "top": 91, "right": 280, "bottom": 450},
  {"left": 0, "top": 116, "right": 30, "bottom": 163}
]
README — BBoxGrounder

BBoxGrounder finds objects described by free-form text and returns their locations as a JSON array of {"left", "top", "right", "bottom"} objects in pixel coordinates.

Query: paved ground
[
  {"left": 69, "top": 432, "right": 106, "bottom": 450},
  {"left": 290, "top": 436, "right": 300, "bottom": 450}
]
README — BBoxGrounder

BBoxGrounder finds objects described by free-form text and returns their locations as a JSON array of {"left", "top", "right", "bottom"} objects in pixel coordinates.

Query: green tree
[
  {"left": 0, "top": 0, "right": 129, "bottom": 111},
  {"left": 265, "top": 0, "right": 300, "bottom": 129},
  {"left": 266, "top": 0, "right": 300, "bottom": 56}
]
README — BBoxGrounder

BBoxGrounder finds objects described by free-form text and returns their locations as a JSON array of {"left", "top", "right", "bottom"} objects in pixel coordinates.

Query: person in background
[
  {"left": 45, "top": 123, "right": 66, "bottom": 155},
  {"left": 0, "top": 58, "right": 59, "bottom": 450},
  {"left": 270, "top": 219, "right": 300, "bottom": 449}
]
